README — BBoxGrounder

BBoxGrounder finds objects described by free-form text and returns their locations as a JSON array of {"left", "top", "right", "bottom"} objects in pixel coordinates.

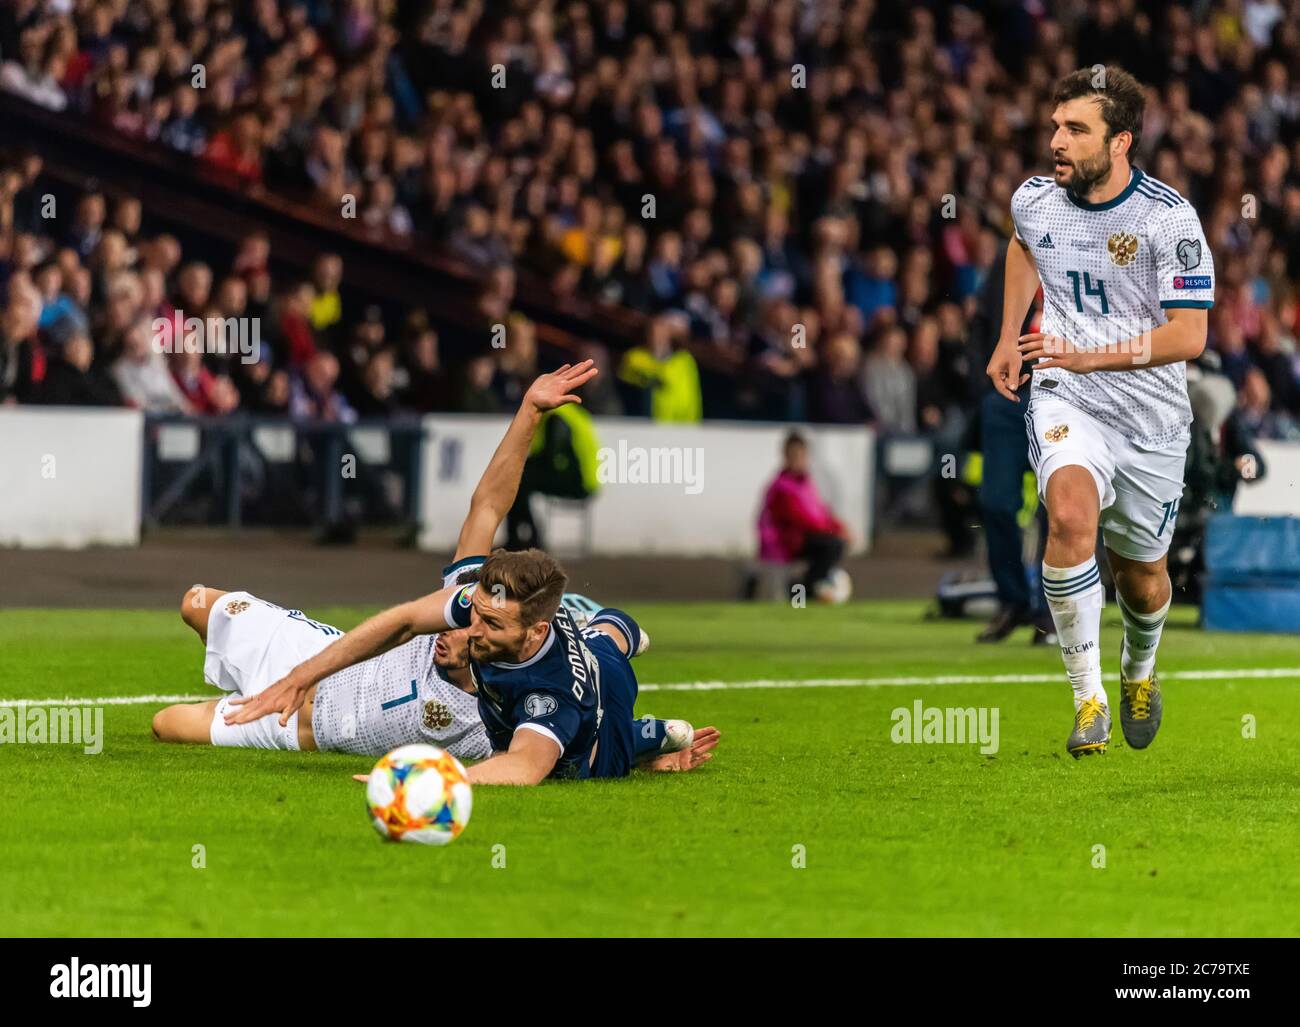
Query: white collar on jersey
[{"left": 491, "top": 623, "right": 556, "bottom": 669}]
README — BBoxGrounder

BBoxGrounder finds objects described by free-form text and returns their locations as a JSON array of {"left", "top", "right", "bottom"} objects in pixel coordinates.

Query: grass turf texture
[{"left": 2, "top": 601, "right": 1299, "bottom": 937}]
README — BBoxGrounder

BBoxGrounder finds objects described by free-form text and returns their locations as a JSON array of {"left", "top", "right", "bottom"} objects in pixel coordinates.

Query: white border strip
[
  {"left": 4, "top": 667, "right": 1300, "bottom": 707},
  {"left": 0, "top": 694, "right": 212, "bottom": 707}
]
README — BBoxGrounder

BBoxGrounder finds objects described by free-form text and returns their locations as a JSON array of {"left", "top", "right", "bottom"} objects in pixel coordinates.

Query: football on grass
[
  {"left": 814, "top": 568, "right": 853, "bottom": 605},
  {"left": 366, "top": 744, "right": 472, "bottom": 845}
]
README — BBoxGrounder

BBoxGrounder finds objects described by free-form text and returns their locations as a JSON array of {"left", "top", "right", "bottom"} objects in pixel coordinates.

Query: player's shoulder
[
  {"left": 441, "top": 555, "right": 485, "bottom": 589},
  {"left": 530, "top": 613, "right": 601, "bottom": 697},
  {"left": 1010, "top": 175, "right": 1063, "bottom": 231},
  {"left": 441, "top": 579, "right": 478, "bottom": 628},
  {"left": 1012, "top": 174, "right": 1058, "bottom": 207},
  {"left": 1133, "top": 170, "right": 1205, "bottom": 235},
  {"left": 1133, "top": 170, "right": 1191, "bottom": 211}
]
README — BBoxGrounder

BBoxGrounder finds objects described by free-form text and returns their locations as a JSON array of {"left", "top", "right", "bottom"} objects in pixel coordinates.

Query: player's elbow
[
  {"left": 467, "top": 490, "right": 508, "bottom": 526},
  {"left": 520, "top": 763, "right": 552, "bottom": 786},
  {"left": 521, "top": 749, "right": 559, "bottom": 785},
  {"left": 468, "top": 482, "right": 506, "bottom": 511},
  {"left": 508, "top": 732, "right": 561, "bottom": 784}
]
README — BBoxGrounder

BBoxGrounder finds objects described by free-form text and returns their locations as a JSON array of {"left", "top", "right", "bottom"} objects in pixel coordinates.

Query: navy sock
[
  {"left": 589, "top": 608, "right": 641, "bottom": 656},
  {"left": 632, "top": 716, "right": 668, "bottom": 758}
]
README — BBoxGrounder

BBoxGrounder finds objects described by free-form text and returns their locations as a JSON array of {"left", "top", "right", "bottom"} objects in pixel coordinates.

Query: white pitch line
[
  {"left": 639, "top": 667, "right": 1300, "bottom": 691},
  {"left": 3, "top": 667, "right": 1300, "bottom": 706}
]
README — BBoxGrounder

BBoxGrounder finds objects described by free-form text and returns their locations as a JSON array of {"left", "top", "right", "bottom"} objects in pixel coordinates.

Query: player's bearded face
[
  {"left": 1050, "top": 98, "right": 1120, "bottom": 196},
  {"left": 433, "top": 629, "right": 470, "bottom": 670},
  {"left": 1055, "top": 138, "right": 1112, "bottom": 195},
  {"left": 467, "top": 598, "right": 529, "bottom": 663}
]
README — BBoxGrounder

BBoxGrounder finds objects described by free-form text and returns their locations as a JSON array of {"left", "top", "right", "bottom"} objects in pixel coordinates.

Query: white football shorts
[
  {"left": 1025, "top": 394, "right": 1188, "bottom": 562},
  {"left": 204, "top": 591, "right": 341, "bottom": 750}
]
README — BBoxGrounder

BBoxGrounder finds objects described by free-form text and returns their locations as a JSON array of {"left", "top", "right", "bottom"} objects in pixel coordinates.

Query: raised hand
[{"left": 523, "top": 359, "right": 599, "bottom": 412}]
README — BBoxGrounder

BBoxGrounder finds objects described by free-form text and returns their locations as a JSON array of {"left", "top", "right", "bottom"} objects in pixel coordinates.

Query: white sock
[
  {"left": 1116, "top": 591, "right": 1169, "bottom": 682},
  {"left": 1042, "top": 557, "right": 1106, "bottom": 710}
]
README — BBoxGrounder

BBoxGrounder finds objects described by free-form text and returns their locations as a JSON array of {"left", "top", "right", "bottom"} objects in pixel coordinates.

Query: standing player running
[{"left": 986, "top": 66, "right": 1213, "bottom": 757}]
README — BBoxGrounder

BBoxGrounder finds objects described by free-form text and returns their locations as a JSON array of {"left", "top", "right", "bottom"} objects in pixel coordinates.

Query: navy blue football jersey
[{"left": 443, "top": 584, "right": 603, "bottom": 779}]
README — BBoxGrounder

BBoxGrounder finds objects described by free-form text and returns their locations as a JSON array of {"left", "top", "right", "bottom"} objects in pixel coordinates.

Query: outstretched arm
[
  {"left": 1018, "top": 307, "right": 1208, "bottom": 372},
  {"left": 454, "top": 360, "right": 599, "bottom": 559},
  {"left": 225, "top": 585, "right": 460, "bottom": 727},
  {"left": 465, "top": 727, "right": 560, "bottom": 785}
]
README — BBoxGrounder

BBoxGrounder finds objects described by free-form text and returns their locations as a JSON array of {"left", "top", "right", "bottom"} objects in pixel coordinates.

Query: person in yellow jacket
[
  {"left": 506, "top": 391, "right": 602, "bottom": 549},
  {"left": 617, "top": 314, "right": 703, "bottom": 423}
]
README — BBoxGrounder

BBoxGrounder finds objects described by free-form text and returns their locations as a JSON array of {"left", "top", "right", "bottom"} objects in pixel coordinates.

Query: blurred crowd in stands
[{"left": 2, "top": 0, "right": 1300, "bottom": 451}]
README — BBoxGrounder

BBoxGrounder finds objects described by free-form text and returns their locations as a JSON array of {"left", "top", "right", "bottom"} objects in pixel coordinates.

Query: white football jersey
[
  {"left": 311, "top": 558, "right": 491, "bottom": 760},
  {"left": 1011, "top": 167, "right": 1215, "bottom": 450}
]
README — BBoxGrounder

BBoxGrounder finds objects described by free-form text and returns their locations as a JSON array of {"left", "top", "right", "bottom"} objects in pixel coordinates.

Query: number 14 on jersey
[{"left": 1066, "top": 270, "right": 1109, "bottom": 315}]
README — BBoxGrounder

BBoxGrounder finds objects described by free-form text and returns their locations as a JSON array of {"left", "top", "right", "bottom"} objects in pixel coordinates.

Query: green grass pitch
[{"left": 2, "top": 601, "right": 1299, "bottom": 937}]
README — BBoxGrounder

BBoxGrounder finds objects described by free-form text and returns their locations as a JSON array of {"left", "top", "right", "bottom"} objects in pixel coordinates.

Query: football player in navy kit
[{"left": 436, "top": 547, "right": 717, "bottom": 781}]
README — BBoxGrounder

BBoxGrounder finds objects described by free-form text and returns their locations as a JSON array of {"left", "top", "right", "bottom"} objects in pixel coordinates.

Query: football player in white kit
[
  {"left": 150, "top": 362, "right": 601, "bottom": 760},
  {"left": 986, "top": 66, "right": 1213, "bottom": 757}
]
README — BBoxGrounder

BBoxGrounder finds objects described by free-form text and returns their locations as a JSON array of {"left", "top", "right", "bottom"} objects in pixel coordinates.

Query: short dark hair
[
  {"left": 1052, "top": 66, "right": 1145, "bottom": 154},
  {"left": 477, "top": 548, "right": 567, "bottom": 626},
  {"left": 784, "top": 431, "right": 807, "bottom": 450}
]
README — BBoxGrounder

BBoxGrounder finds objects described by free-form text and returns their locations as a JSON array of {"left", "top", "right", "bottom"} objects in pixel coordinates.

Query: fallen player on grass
[{"left": 153, "top": 361, "right": 719, "bottom": 777}]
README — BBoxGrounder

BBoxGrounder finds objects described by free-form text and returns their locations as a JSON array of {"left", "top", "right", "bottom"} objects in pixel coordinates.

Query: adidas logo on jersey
[{"left": 1038, "top": 233, "right": 1055, "bottom": 249}]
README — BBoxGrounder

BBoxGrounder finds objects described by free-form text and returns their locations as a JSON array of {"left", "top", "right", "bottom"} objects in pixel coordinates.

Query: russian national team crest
[
  {"left": 1044, "top": 424, "right": 1069, "bottom": 443},
  {"left": 1107, "top": 232, "right": 1138, "bottom": 267},
  {"left": 423, "top": 700, "right": 453, "bottom": 730},
  {"left": 224, "top": 600, "right": 250, "bottom": 616}
]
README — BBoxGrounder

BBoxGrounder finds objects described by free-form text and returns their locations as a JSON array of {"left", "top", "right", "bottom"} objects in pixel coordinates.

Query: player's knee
[
  {"left": 152, "top": 706, "right": 178, "bottom": 742},
  {"left": 1125, "top": 583, "right": 1162, "bottom": 609},
  {"left": 1046, "top": 505, "right": 1095, "bottom": 549},
  {"left": 180, "top": 586, "right": 226, "bottom": 637},
  {"left": 153, "top": 702, "right": 214, "bottom": 744},
  {"left": 1115, "top": 564, "right": 1166, "bottom": 607},
  {"left": 180, "top": 587, "right": 200, "bottom": 625}
]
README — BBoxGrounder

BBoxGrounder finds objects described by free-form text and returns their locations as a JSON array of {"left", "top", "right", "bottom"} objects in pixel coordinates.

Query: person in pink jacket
[{"left": 756, "top": 433, "right": 849, "bottom": 599}]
